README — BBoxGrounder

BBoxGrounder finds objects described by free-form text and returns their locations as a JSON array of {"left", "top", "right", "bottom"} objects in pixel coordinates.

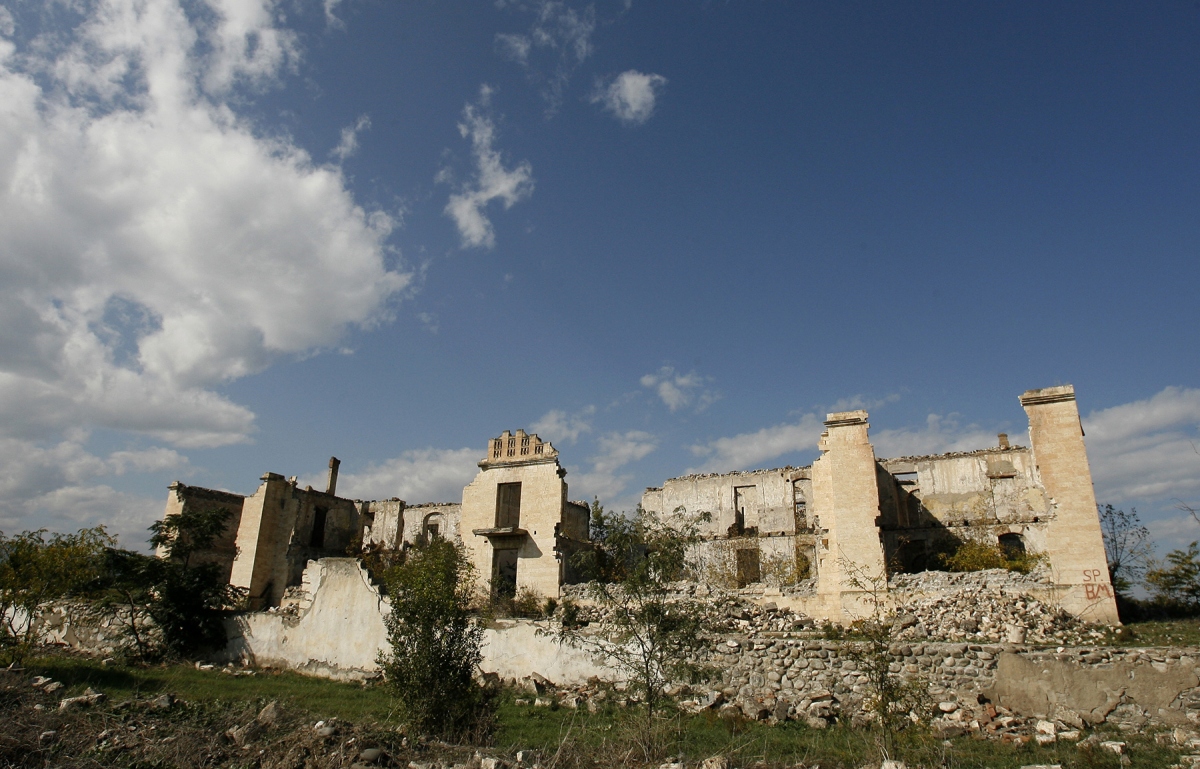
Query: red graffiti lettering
[{"left": 1084, "top": 583, "right": 1112, "bottom": 600}]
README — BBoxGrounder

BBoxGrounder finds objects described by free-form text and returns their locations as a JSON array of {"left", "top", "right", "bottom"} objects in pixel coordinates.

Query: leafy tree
[
  {"left": 1099, "top": 504, "right": 1153, "bottom": 593},
  {"left": 378, "top": 536, "right": 490, "bottom": 738},
  {"left": 0, "top": 527, "right": 113, "bottom": 663},
  {"left": 1146, "top": 542, "right": 1200, "bottom": 612},
  {"left": 100, "top": 507, "right": 243, "bottom": 659},
  {"left": 557, "top": 506, "right": 711, "bottom": 753}
]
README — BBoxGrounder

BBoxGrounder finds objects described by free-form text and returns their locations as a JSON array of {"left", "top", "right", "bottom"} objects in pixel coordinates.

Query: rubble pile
[
  {"left": 887, "top": 571, "right": 1107, "bottom": 645},
  {"left": 564, "top": 572, "right": 1109, "bottom": 645}
]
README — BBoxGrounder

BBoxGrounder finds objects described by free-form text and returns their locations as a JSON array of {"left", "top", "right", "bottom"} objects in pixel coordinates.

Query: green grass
[
  {"left": 27, "top": 655, "right": 401, "bottom": 723},
  {"left": 1105, "top": 618, "right": 1200, "bottom": 647},
  {"left": 492, "top": 694, "right": 1180, "bottom": 768},
  {"left": 19, "top": 656, "right": 1189, "bottom": 768}
]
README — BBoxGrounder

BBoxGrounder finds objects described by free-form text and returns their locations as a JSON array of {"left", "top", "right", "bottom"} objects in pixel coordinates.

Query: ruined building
[
  {"left": 163, "top": 384, "right": 1117, "bottom": 624},
  {"left": 641, "top": 385, "right": 1117, "bottom": 624},
  {"left": 165, "top": 430, "right": 591, "bottom": 606}
]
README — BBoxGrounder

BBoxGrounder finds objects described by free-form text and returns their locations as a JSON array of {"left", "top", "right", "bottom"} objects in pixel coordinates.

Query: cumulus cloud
[
  {"left": 0, "top": 0, "right": 410, "bottom": 532},
  {"left": 689, "top": 414, "right": 824, "bottom": 474},
  {"left": 592, "top": 70, "right": 667, "bottom": 124},
  {"left": 1084, "top": 386, "right": 1200, "bottom": 505},
  {"left": 687, "top": 402, "right": 991, "bottom": 475},
  {"left": 443, "top": 87, "right": 535, "bottom": 249},
  {"left": 320, "top": 448, "right": 481, "bottom": 504},
  {"left": 531, "top": 405, "right": 595, "bottom": 445},
  {"left": 0, "top": 0, "right": 408, "bottom": 452},
  {"left": 0, "top": 434, "right": 185, "bottom": 546},
  {"left": 570, "top": 430, "right": 658, "bottom": 503},
  {"left": 871, "top": 414, "right": 1004, "bottom": 459},
  {"left": 495, "top": 1, "right": 596, "bottom": 113},
  {"left": 640, "top": 367, "right": 718, "bottom": 412}
]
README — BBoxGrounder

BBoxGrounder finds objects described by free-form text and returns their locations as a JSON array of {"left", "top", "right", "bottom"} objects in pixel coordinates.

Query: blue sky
[{"left": 0, "top": 0, "right": 1197, "bottom": 555}]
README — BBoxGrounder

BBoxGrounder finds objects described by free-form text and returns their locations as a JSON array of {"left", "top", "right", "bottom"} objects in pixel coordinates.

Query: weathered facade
[
  {"left": 459, "top": 430, "right": 592, "bottom": 601},
  {"left": 163, "top": 383, "right": 1116, "bottom": 624},
  {"left": 163, "top": 430, "right": 591, "bottom": 608},
  {"left": 643, "top": 385, "right": 1118, "bottom": 625}
]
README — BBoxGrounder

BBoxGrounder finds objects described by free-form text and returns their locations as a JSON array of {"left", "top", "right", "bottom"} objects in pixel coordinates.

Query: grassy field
[
  {"left": 1106, "top": 618, "right": 1200, "bottom": 647},
  {"left": 27, "top": 654, "right": 401, "bottom": 723},
  {"left": 12, "top": 653, "right": 1188, "bottom": 768}
]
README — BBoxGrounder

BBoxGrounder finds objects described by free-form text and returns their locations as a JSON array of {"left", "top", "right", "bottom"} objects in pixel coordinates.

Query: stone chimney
[
  {"left": 998, "top": 433, "right": 1009, "bottom": 449},
  {"left": 326, "top": 456, "right": 341, "bottom": 496}
]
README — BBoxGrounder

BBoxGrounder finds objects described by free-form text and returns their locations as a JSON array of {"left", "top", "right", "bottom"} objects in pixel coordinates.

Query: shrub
[
  {"left": 557, "top": 506, "right": 712, "bottom": 756},
  {"left": 1146, "top": 542, "right": 1200, "bottom": 612},
  {"left": 379, "top": 536, "right": 491, "bottom": 738},
  {"left": 0, "top": 527, "right": 113, "bottom": 663},
  {"left": 936, "top": 535, "right": 1043, "bottom": 574}
]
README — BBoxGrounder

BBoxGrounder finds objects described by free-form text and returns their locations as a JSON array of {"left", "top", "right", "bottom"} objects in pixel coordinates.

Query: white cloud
[
  {"left": 443, "top": 87, "right": 535, "bottom": 249},
  {"left": 688, "top": 414, "right": 824, "bottom": 474},
  {"left": 495, "top": 1, "right": 597, "bottom": 113},
  {"left": 324, "top": 0, "right": 346, "bottom": 28},
  {"left": 495, "top": 33, "right": 533, "bottom": 65},
  {"left": 592, "top": 70, "right": 667, "bottom": 125},
  {"left": 871, "top": 414, "right": 1003, "bottom": 459},
  {"left": 0, "top": 0, "right": 409, "bottom": 452},
  {"left": 687, "top": 403, "right": 994, "bottom": 475},
  {"left": 323, "top": 448, "right": 481, "bottom": 504},
  {"left": 1147, "top": 512, "right": 1200, "bottom": 552},
  {"left": 0, "top": 434, "right": 186, "bottom": 546},
  {"left": 199, "top": 0, "right": 301, "bottom": 95},
  {"left": 1084, "top": 386, "right": 1200, "bottom": 505},
  {"left": 0, "top": 0, "right": 411, "bottom": 535},
  {"left": 570, "top": 430, "right": 657, "bottom": 504},
  {"left": 331, "top": 115, "right": 370, "bottom": 161},
  {"left": 530, "top": 406, "right": 595, "bottom": 444},
  {"left": 640, "top": 366, "right": 718, "bottom": 412}
]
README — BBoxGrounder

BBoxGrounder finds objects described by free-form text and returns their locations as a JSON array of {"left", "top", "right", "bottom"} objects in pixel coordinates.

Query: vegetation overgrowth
[{"left": 1, "top": 653, "right": 1189, "bottom": 769}]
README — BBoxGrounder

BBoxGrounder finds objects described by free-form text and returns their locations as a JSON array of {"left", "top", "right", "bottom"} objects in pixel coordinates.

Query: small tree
[
  {"left": 840, "top": 555, "right": 931, "bottom": 765},
  {"left": 99, "top": 508, "right": 243, "bottom": 659},
  {"left": 557, "top": 506, "right": 711, "bottom": 753},
  {"left": 1099, "top": 504, "right": 1153, "bottom": 594},
  {"left": 379, "top": 536, "right": 490, "bottom": 738},
  {"left": 1146, "top": 542, "right": 1200, "bottom": 612},
  {"left": 0, "top": 527, "right": 113, "bottom": 663}
]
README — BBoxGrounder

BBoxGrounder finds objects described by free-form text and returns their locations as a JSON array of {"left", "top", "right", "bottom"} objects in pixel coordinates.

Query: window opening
[
  {"left": 496, "top": 482, "right": 522, "bottom": 528},
  {"left": 492, "top": 548, "right": 518, "bottom": 600},
  {"left": 998, "top": 533, "right": 1026, "bottom": 557},
  {"left": 310, "top": 507, "right": 328, "bottom": 548},
  {"left": 736, "top": 548, "right": 761, "bottom": 587}
]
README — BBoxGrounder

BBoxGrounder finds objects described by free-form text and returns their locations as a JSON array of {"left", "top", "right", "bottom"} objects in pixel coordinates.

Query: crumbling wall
[
  {"left": 690, "top": 535, "right": 812, "bottom": 589},
  {"left": 229, "top": 474, "right": 363, "bottom": 609},
  {"left": 225, "top": 558, "right": 389, "bottom": 680},
  {"left": 400, "top": 503, "right": 461, "bottom": 545},
  {"left": 162, "top": 483, "right": 245, "bottom": 582},
  {"left": 364, "top": 499, "right": 405, "bottom": 548},
  {"left": 643, "top": 468, "right": 806, "bottom": 538}
]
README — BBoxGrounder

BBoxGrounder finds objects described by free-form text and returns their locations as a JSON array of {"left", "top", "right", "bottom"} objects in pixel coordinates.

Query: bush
[
  {"left": 0, "top": 527, "right": 113, "bottom": 663},
  {"left": 936, "top": 536, "right": 1043, "bottom": 574},
  {"left": 1146, "top": 542, "right": 1200, "bottom": 613},
  {"left": 379, "top": 536, "right": 491, "bottom": 739}
]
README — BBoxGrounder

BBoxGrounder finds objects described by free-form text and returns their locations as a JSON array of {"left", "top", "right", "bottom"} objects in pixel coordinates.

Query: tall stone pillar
[
  {"left": 1020, "top": 385, "right": 1120, "bottom": 625},
  {"left": 229, "top": 473, "right": 293, "bottom": 609},
  {"left": 811, "top": 410, "right": 888, "bottom": 621}
]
